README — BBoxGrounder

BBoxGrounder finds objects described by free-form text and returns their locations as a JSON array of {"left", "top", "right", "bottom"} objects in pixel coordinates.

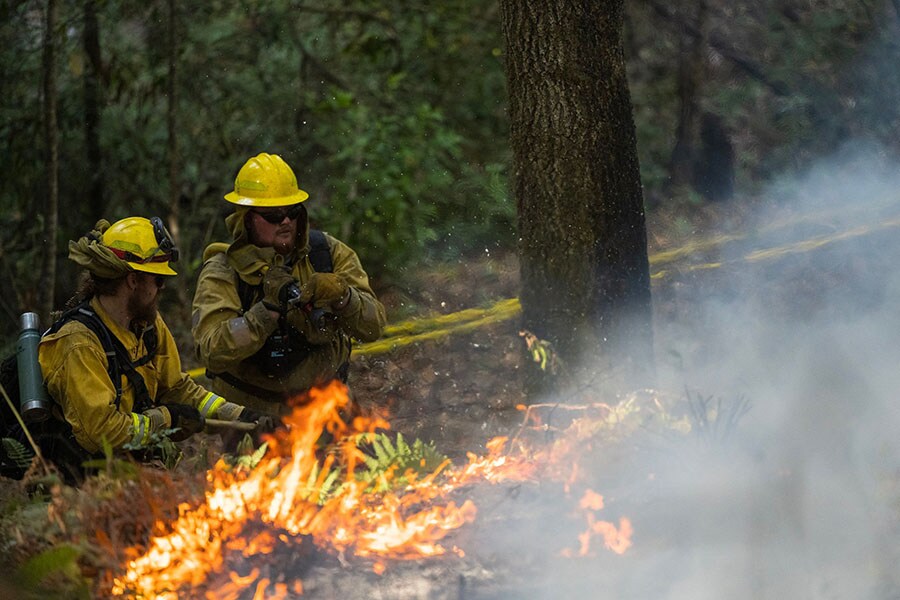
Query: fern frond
[{"left": 2, "top": 437, "right": 34, "bottom": 469}]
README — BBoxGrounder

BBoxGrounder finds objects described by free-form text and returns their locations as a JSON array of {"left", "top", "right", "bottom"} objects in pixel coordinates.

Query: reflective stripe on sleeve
[
  {"left": 130, "top": 413, "right": 150, "bottom": 447},
  {"left": 197, "top": 392, "right": 225, "bottom": 418}
]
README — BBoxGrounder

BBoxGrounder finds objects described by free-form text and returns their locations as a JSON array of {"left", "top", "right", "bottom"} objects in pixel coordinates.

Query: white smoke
[{"left": 633, "top": 143, "right": 900, "bottom": 599}]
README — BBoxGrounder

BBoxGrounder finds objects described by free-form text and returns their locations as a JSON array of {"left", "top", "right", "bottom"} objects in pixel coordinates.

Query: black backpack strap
[
  {"left": 50, "top": 303, "right": 156, "bottom": 412},
  {"left": 307, "top": 229, "right": 333, "bottom": 273},
  {"left": 236, "top": 275, "right": 258, "bottom": 314}
]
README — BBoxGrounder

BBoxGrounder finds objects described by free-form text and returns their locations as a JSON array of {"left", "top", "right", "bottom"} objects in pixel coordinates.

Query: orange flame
[
  {"left": 111, "top": 383, "right": 632, "bottom": 597},
  {"left": 111, "top": 382, "right": 478, "bottom": 597},
  {"left": 562, "top": 489, "right": 633, "bottom": 557}
]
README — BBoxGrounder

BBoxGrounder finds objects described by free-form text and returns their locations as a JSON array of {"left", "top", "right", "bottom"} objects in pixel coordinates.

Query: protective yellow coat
[
  {"left": 38, "top": 297, "right": 222, "bottom": 454},
  {"left": 191, "top": 210, "right": 386, "bottom": 415}
]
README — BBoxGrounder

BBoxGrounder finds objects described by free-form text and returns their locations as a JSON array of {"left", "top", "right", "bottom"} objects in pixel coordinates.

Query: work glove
[
  {"left": 262, "top": 265, "right": 299, "bottom": 313},
  {"left": 300, "top": 273, "right": 350, "bottom": 311},
  {"left": 237, "top": 407, "right": 279, "bottom": 434},
  {"left": 143, "top": 404, "right": 205, "bottom": 442}
]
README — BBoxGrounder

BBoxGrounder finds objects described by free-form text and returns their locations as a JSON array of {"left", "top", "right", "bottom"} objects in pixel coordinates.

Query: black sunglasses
[{"left": 252, "top": 205, "right": 303, "bottom": 224}]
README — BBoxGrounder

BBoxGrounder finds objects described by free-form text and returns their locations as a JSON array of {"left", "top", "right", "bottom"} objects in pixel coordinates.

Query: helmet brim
[
  {"left": 131, "top": 262, "right": 178, "bottom": 276},
  {"left": 224, "top": 189, "right": 309, "bottom": 207}
]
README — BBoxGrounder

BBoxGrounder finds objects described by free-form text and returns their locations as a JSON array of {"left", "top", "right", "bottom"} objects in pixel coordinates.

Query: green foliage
[
  {"left": 298, "top": 459, "right": 342, "bottom": 505},
  {"left": 1, "top": 438, "right": 34, "bottom": 470},
  {"left": 221, "top": 434, "right": 269, "bottom": 471},
  {"left": 1, "top": 0, "right": 897, "bottom": 347},
  {"left": 356, "top": 432, "right": 448, "bottom": 492},
  {"left": 115, "top": 428, "right": 183, "bottom": 473},
  {"left": 15, "top": 543, "right": 90, "bottom": 598},
  {"left": 84, "top": 437, "right": 140, "bottom": 480}
]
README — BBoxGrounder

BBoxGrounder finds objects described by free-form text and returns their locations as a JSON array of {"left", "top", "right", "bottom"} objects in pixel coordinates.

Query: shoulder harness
[{"left": 47, "top": 301, "right": 158, "bottom": 413}]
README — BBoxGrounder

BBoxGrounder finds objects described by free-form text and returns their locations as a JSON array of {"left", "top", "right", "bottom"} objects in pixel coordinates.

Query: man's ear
[{"left": 125, "top": 271, "right": 140, "bottom": 290}]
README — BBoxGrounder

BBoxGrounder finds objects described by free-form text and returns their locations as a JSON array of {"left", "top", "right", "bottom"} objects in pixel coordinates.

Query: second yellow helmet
[
  {"left": 101, "top": 216, "right": 179, "bottom": 276},
  {"left": 224, "top": 152, "right": 309, "bottom": 207}
]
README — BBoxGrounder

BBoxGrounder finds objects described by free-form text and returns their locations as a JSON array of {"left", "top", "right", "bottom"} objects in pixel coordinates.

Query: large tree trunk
[
  {"left": 83, "top": 0, "right": 105, "bottom": 216},
  {"left": 39, "top": 0, "right": 59, "bottom": 324},
  {"left": 500, "top": 0, "right": 654, "bottom": 395}
]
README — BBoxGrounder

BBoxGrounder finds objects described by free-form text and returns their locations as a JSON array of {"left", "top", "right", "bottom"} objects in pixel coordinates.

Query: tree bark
[
  {"left": 83, "top": 0, "right": 104, "bottom": 216},
  {"left": 500, "top": 0, "right": 654, "bottom": 395},
  {"left": 39, "top": 0, "right": 59, "bottom": 323}
]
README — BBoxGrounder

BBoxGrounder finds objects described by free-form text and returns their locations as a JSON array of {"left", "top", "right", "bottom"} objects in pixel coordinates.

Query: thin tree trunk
[
  {"left": 166, "top": 0, "right": 190, "bottom": 312},
  {"left": 668, "top": 2, "right": 707, "bottom": 191},
  {"left": 83, "top": 0, "right": 104, "bottom": 216},
  {"left": 500, "top": 0, "right": 654, "bottom": 395},
  {"left": 644, "top": 0, "right": 791, "bottom": 97},
  {"left": 166, "top": 0, "right": 180, "bottom": 246},
  {"left": 39, "top": 0, "right": 59, "bottom": 324}
]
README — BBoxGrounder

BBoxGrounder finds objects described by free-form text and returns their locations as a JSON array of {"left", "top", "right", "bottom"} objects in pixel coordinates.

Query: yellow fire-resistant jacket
[
  {"left": 38, "top": 297, "right": 225, "bottom": 454},
  {"left": 191, "top": 214, "right": 386, "bottom": 416}
]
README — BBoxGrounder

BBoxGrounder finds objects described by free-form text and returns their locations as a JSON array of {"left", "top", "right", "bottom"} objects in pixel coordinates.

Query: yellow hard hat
[
  {"left": 101, "top": 216, "right": 179, "bottom": 276},
  {"left": 224, "top": 152, "right": 310, "bottom": 207}
]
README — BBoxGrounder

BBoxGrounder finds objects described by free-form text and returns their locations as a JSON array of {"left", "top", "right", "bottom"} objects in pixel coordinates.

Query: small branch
[{"left": 642, "top": 0, "right": 791, "bottom": 97}]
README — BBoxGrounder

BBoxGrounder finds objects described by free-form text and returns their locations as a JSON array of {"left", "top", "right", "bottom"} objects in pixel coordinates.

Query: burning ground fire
[{"left": 110, "top": 381, "right": 631, "bottom": 598}]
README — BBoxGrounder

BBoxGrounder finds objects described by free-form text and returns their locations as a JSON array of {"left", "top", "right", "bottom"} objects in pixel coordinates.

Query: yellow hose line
[
  {"left": 650, "top": 198, "right": 899, "bottom": 267},
  {"left": 355, "top": 298, "right": 522, "bottom": 356},
  {"left": 186, "top": 211, "right": 900, "bottom": 371},
  {"left": 380, "top": 297, "right": 522, "bottom": 338},
  {"left": 651, "top": 215, "right": 900, "bottom": 280}
]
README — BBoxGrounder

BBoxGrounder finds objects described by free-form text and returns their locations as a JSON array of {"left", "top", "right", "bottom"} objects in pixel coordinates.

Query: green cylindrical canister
[{"left": 16, "top": 312, "right": 50, "bottom": 422}]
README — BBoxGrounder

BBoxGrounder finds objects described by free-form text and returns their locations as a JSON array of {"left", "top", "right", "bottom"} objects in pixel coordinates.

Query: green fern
[
  {"left": 222, "top": 434, "right": 269, "bottom": 471},
  {"left": 219, "top": 435, "right": 341, "bottom": 504},
  {"left": 298, "top": 460, "right": 341, "bottom": 504},
  {"left": 356, "top": 432, "right": 449, "bottom": 492},
  {"left": 2, "top": 437, "right": 34, "bottom": 469}
]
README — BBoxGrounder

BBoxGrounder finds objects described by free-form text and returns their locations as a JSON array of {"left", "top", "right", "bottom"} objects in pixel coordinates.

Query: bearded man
[
  {"left": 35, "top": 216, "right": 253, "bottom": 480},
  {"left": 192, "top": 153, "right": 386, "bottom": 416}
]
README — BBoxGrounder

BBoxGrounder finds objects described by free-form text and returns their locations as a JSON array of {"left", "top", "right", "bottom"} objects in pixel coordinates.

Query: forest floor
[{"left": 3, "top": 194, "right": 900, "bottom": 598}]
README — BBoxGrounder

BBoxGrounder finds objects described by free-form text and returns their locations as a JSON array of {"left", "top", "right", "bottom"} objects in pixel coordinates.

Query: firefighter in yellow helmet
[
  {"left": 191, "top": 153, "right": 386, "bottom": 416},
  {"left": 37, "top": 217, "right": 255, "bottom": 481}
]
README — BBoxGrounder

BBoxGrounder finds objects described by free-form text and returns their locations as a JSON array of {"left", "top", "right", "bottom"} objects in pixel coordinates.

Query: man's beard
[{"left": 127, "top": 290, "right": 158, "bottom": 325}]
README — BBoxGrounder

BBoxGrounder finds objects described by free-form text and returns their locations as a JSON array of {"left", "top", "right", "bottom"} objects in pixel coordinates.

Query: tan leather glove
[
  {"left": 262, "top": 265, "right": 298, "bottom": 313},
  {"left": 300, "top": 273, "right": 350, "bottom": 310},
  {"left": 143, "top": 404, "right": 205, "bottom": 442}
]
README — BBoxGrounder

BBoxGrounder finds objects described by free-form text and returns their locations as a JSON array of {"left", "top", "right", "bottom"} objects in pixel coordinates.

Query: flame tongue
[{"left": 111, "top": 381, "right": 478, "bottom": 597}]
